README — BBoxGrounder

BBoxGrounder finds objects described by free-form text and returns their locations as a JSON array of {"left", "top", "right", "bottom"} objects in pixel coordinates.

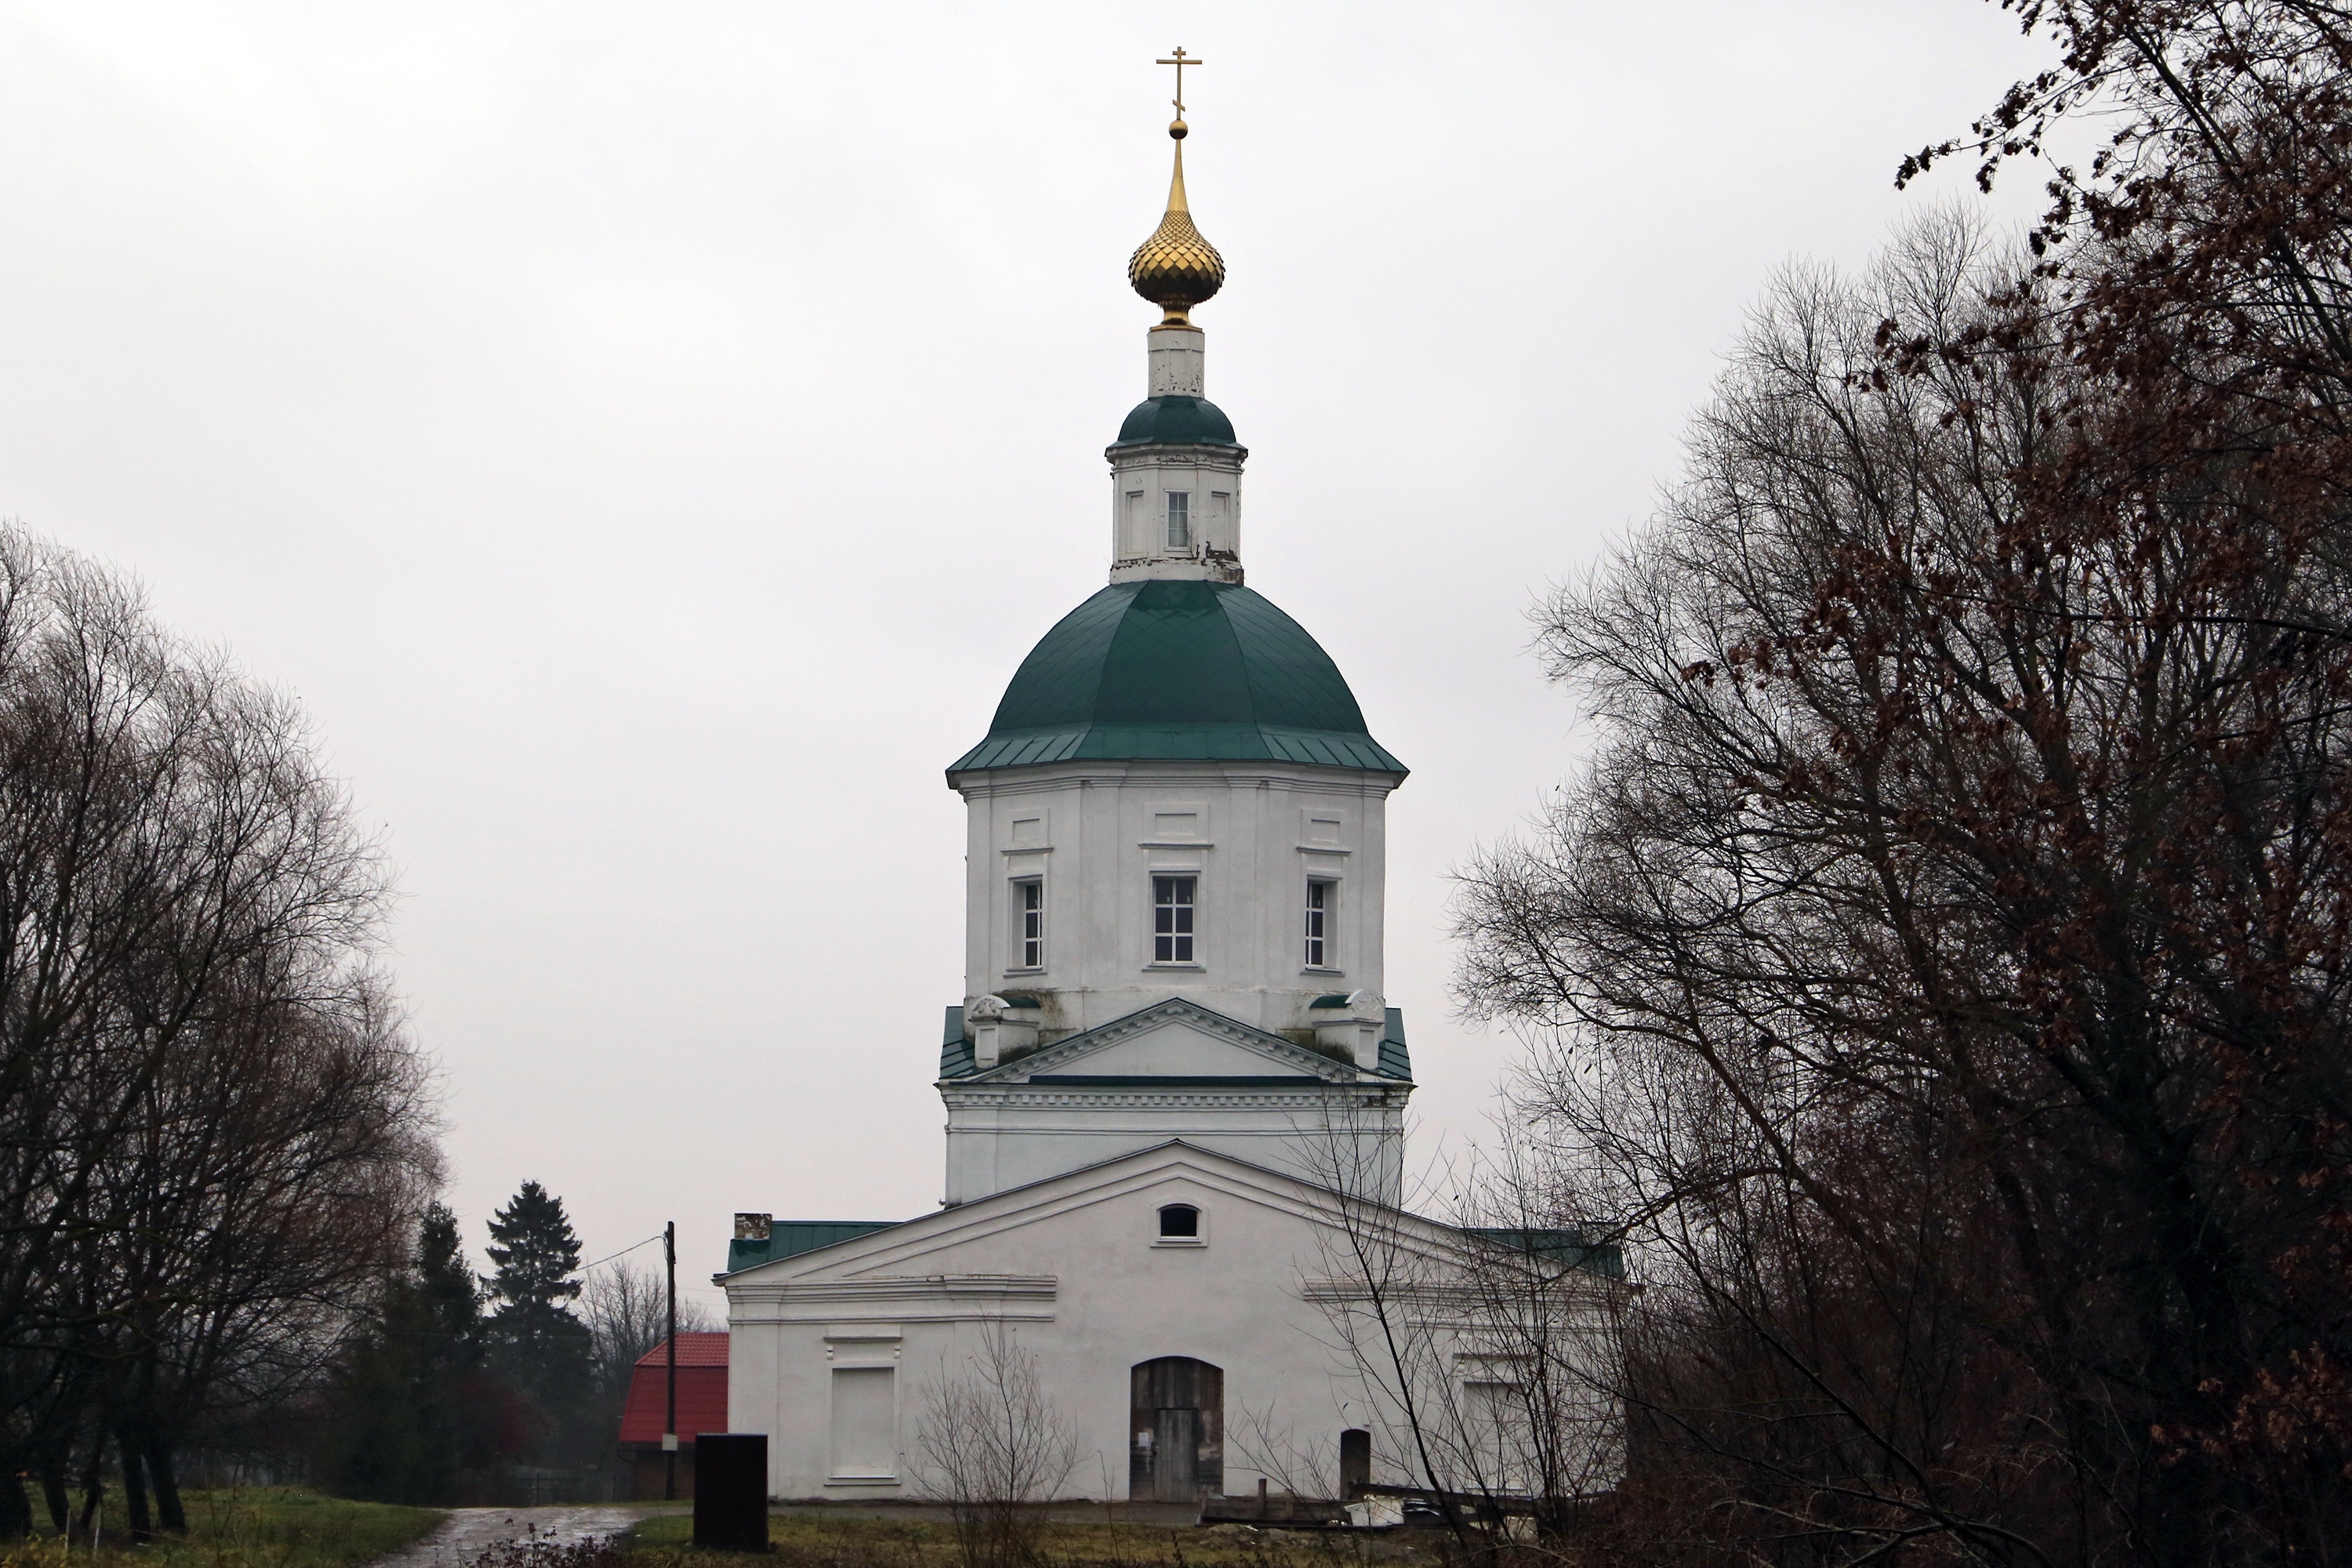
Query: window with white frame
[
  {"left": 1153, "top": 875, "right": 1196, "bottom": 963},
  {"left": 1014, "top": 877, "right": 1044, "bottom": 969},
  {"left": 1305, "top": 878, "right": 1335, "bottom": 968},
  {"left": 1165, "top": 492, "right": 1191, "bottom": 550}
]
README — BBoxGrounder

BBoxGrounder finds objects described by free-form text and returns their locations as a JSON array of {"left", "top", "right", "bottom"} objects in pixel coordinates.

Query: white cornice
[
  {"left": 1105, "top": 443, "right": 1248, "bottom": 466},
  {"left": 942, "top": 1086, "right": 1403, "bottom": 1110},
  {"left": 952, "top": 765, "right": 1399, "bottom": 798},
  {"left": 731, "top": 1276, "right": 1061, "bottom": 1320}
]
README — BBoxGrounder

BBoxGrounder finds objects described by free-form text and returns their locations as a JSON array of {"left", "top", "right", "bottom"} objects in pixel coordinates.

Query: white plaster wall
[
  {"left": 1147, "top": 325, "right": 1204, "bottom": 398},
  {"left": 940, "top": 1083, "right": 1405, "bottom": 1207},
  {"left": 725, "top": 1153, "right": 1425, "bottom": 1499},
  {"left": 1108, "top": 444, "right": 1245, "bottom": 582},
  {"left": 954, "top": 762, "right": 1395, "bottom": 1037},
  {"left": 727, "top": 1149, "right": 1621, "bottom": 1501}
]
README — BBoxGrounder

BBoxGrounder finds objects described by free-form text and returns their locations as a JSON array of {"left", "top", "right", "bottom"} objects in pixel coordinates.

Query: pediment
[
  {"left": 978, "top": 998, "right": 1352, "bottom": 1084},
  {"left": 727, "top": 1140, "right": 1469, "bottom": 1288}
]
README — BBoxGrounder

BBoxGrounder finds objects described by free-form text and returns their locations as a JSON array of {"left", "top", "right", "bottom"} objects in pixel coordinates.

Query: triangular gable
[
  {"left": 967, "top": 997, "right": 1355, "bottom": 1085},
  {"left": 720, "top": 1138, "right": 1473, "bottom": 1287}
]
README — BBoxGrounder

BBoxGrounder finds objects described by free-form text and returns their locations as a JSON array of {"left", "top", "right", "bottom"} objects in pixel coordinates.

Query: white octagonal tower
[{"left": 937, "top": 111, "right": 1413, "bottom": 1208}]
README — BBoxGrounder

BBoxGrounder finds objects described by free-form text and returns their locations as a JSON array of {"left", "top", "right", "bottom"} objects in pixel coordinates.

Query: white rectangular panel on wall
[{"left": 829, "top": 1367, "right": 897, "bottom": 1479}]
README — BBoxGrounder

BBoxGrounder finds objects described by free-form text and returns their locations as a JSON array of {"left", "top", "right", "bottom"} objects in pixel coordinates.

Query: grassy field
[
  {"left": 0, "top": 1486, "right": 442, "bottom": 1568},
  {"left": 608, "top": 1512, "right": 1434, "bottom": 1568}
]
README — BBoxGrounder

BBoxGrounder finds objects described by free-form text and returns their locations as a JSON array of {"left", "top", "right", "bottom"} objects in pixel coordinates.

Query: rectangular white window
[
  {"left": 1015, "top": 877, "right": 1044, "bottom": 968},
  {"left": 1153, "top": 875, "right": 1196, "bottom": 964},
  {"left": 1165, "top": 492, "right": 1191, "bottom": 549},
  {"left": 1305, "top": 879, "right": 1334, "bottom": 968},
  {"left": 829, "top": 1366, "right": 896, "bottom": 1479}
]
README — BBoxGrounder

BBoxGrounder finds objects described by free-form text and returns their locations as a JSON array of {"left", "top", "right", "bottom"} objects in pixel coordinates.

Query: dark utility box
[{"left": 692, "top": 1432, "right": 770, "bottom": 1552}]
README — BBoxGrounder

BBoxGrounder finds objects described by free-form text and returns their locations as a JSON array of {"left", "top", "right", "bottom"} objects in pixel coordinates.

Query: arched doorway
[{"left": 1129, "top": 1357, "right": 1223, "bottom": 1501}]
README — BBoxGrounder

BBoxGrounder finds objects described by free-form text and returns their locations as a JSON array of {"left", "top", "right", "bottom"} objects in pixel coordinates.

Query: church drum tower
[{"left": 937, "top": 89, "right": 1413, "bottom": 1209}]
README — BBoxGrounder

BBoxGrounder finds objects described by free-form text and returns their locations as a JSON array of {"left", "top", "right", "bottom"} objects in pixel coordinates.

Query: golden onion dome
[{"left": 1127, "top": 121, "right": 1224, "bottom": 325}]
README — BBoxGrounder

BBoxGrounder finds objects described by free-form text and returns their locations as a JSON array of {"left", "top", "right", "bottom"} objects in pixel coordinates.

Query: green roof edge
[{"left": 725, "top": 1219, "right": 902, "bottom": 1274}]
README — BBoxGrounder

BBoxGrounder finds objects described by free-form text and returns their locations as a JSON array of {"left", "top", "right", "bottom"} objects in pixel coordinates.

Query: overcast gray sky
[{"left": 0, "top": 2, "right": 2056, "bottom": 1310}]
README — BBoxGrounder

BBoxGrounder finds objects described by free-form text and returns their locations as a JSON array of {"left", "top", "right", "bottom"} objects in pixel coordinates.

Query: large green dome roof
[{"left": 949, "top": 581, "right": 1406, "bottom": 775}]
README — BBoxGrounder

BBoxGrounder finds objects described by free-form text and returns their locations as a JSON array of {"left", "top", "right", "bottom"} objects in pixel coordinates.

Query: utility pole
[{"left": 664, "top": 1220, "right": 678, "bottom": 1501}]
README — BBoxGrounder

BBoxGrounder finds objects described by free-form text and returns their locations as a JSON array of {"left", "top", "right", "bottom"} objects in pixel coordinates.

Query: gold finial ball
[{"left": 1169, "top": 118, "right": 1188, "bottom": 140}]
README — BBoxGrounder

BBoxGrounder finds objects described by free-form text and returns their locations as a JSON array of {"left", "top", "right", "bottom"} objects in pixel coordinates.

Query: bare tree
[
  {"left": 97, "top": 968, "right": 437, "bottom": 1532},
  {"left": 1289, "top": 1105, "right": 1624, "bottom": 1555},
  {"left": 1454, "top": 191, "right": 2352, "bottom": 1565},
  {"left": 911, "top": 1318, "right": 1082, "bottom": 1568},
  {"left": 581, "top": 1257, "right": 715, "bottom": 1444},
  {"left": 0, "top": 524, "right": 437, "bottom": 1536},
  {"left": 1441, "top": 1142, "right": 1628, "bottom": 1537},
  {"left": 1225, "top": 1398, "right": 1339, "bottom": 1505},
  {"left": 583, "top": 1258, "right": 714, "bottom": 1388}
]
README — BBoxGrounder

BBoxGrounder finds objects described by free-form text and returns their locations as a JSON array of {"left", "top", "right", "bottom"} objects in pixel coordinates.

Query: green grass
[
  {"left": 614, "top": 1512, "right": 1428, "bottom": 1568},
  {"left": 0, "top": 1486, "right": 442, "bottom": 1568}
]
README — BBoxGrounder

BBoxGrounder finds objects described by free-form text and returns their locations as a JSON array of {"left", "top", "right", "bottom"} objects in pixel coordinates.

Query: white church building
[{"left": 720, "top": 92, "right": 1621, "bottom": 1508}]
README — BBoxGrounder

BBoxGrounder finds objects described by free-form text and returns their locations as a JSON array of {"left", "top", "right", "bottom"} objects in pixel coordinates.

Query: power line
[{"left": 572, "top": 1232, "right": 663, "bottom": 1276}]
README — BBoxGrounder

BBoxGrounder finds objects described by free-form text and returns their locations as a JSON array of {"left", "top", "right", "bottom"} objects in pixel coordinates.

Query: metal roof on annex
[
  {"left": 948, "top": 581, "right": 1406, "bottom": 775},
  {"left": 724, "top": 1220, "right": 899, "bottom": 1275}
]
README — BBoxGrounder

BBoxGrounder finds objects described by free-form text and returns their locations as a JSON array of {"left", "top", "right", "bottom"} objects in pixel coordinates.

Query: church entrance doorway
[{"left": 1129, "top": 1357, "right": 1223, "bottom": 1502}]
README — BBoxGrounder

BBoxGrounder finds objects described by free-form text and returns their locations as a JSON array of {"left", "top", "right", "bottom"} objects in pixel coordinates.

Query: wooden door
[
  {"left": 1154, "top": 1407, "right": 1200, "bottom": 1501},
  {"left": 1130, "top": 1357, "right": 1225, "bottom": 1501}
]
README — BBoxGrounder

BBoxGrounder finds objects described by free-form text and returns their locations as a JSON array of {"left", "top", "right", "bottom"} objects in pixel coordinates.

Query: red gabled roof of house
[
  {"left": 618, "top": 1334, "right": 729, "bottom": 1446},
  {"left": 633, "top": 1331, "right": 729, "bottom": 1369}
]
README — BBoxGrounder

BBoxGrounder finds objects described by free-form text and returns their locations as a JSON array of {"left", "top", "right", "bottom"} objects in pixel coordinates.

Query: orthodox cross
[{"left": 1156, "top": 47, "right": 1202, "bottom": 118}]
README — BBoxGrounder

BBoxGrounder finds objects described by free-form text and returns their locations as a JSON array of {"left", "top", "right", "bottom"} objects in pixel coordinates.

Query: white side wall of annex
[{"left": 724, "top": 1149, "right": 1621, "bottom": 1503}]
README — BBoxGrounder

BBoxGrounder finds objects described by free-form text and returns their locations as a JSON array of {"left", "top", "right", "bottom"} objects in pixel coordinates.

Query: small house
[{"left": 617, "top": 1331, "right": 728, "bottom": 1500}]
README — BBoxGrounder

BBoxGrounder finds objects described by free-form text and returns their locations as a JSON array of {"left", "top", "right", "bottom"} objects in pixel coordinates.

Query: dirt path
[{"left": 372, "top": 1505, "right": 682, "bottom": 1566}]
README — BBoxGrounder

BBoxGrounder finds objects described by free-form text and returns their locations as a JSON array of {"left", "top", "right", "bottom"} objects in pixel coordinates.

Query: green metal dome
[
  {"left": 1113, "top": 396, "right": 1239, "bottom": 448},
  {"left": 949, "top": 581, "right": 1406, "bottom": 775}
]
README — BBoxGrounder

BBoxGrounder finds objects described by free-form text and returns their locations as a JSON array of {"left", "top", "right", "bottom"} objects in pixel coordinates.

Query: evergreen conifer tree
[
  {"left": 483, "top": 1181, "right": 594, "bottom": 1455},
  {"left": 416, "top": 1205, "right": 481, "bottom": 1354},
  {"left": 321, "top": 1203, "right": 486, "bottom": 1503},
  {"left": 319, "top": 1303, "right": 429, "bottom": 1502}
]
